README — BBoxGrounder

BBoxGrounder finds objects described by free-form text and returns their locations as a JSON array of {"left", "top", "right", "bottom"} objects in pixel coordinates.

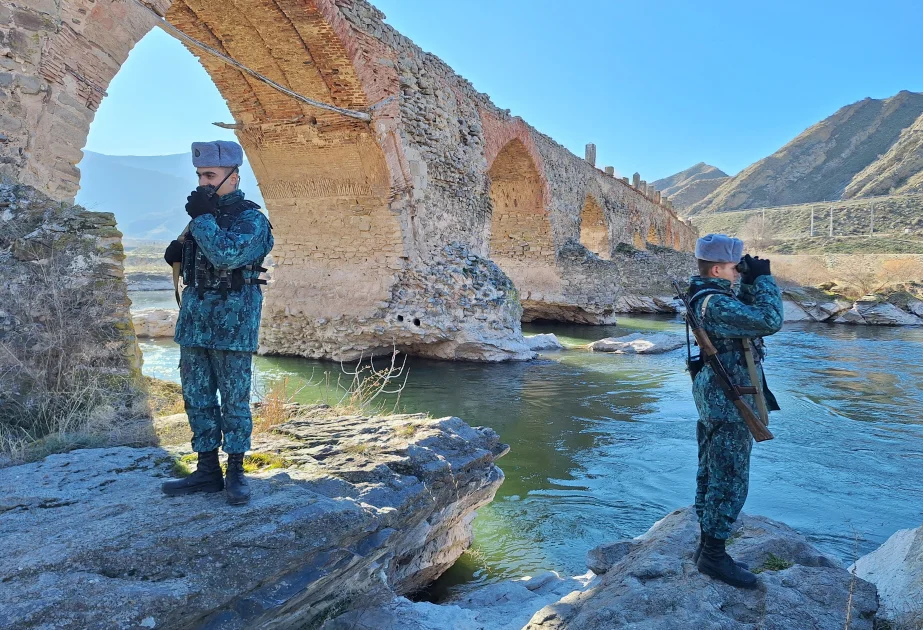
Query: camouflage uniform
[
  {"left": 174, "top": 190, "right": 273, "bottom": 454},
  {"left": 689, "top": 274, "right": 783, "bottom": 539}
]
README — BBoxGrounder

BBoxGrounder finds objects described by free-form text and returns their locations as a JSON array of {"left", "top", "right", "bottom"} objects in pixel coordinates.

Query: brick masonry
[{"left": 0, "top": 0, "right": 696, "bottom": 360}]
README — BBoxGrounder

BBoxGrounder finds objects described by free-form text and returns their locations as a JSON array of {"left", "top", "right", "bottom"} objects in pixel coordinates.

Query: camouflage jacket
[
  {"left": 174, "top": 191, "right": 273, "bottom": 352},
  {"left": 688, "top": 275, "right": 784, "bottom": 423}
]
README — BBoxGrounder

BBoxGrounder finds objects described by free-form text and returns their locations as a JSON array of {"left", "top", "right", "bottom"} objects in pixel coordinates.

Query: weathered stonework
[
  {"left": 0, "top": 182, "right": 145, "bottom": 441},
  {"left": 1, "top": 0, "right": 696, "bottom": 360}
]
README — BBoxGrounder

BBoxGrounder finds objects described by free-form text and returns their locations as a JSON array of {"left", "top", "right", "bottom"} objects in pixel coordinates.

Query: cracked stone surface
[
  {"left": 0, "top": 406, "right": 507, "bottom": 629},
  {"left": 523, "top": 507, "right": 878, "bottom": 630}
]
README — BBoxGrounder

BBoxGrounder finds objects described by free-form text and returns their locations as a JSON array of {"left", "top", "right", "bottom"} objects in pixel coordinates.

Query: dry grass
[
  {"left": 146, "top": 376, "right": 184, "bottom": 417},
  {"left": 252, "top": 376, "right": 301, "bottom": 436},
  {"left": 0, "top": 241, "right": 152, "bottom": 463},
  {"left": 770, "top": 254, "right": 923, "bottom": 299}
]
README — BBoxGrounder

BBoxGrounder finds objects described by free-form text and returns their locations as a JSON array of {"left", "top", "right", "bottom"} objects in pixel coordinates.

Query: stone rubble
[
  {"left": 784, "top": 288, "right": 923, "bottom": 326},
  {"left": 323, "top": 571, "right": 596, "bottom": 630}
]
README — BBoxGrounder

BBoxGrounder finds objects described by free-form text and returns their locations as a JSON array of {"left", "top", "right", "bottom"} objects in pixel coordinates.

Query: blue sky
[{"left": 84, "top": 0, "right": 923, "bottom": 180}]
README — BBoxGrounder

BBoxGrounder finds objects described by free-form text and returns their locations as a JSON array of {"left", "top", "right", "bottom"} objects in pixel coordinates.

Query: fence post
[
  {"left": 870, "top": 204, "right": 875, "bottom": 235},
  {"left": 810, "top": 206, "right": 815, "bottom": 237},
  {"left": 829, "top": 206, "right": 834, "bottom": 237}
]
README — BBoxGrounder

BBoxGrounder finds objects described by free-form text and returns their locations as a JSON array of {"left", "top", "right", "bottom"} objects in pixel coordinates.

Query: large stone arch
[
  {"left": 579, "top": 194, "right": 609, "bottom": 259},
  {"left": 487, "top": 139, "right": 553, "bottom": 264}
]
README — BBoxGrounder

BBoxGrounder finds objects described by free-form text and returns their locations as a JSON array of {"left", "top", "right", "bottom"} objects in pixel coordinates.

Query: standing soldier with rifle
[
  {"left": 160, "top": 140, "right": 273, "bottom": 506},
  {"left": 680, "top": 234, "right": 783, "bottom": 588}
]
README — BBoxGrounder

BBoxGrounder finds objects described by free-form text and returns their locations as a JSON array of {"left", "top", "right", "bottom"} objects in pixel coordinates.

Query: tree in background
[{"left": 740, "top": 214, "right": 774, "bottom": 252}]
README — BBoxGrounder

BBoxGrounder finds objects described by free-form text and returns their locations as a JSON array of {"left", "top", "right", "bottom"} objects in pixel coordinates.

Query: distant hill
[
  {"left": 75, "top": 152, "right": 264, "bottom": 240},
  {"left": 652, "top": 163, "right": 729, "bottom": 213},
  {"left": 843, "top": 111, "right": 923, "bottom": 198},
  {"left": 688, "top": 90, "right": 923, "bottom": 216}
]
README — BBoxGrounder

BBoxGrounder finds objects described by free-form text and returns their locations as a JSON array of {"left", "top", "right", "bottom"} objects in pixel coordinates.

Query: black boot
[
  {"left": 161, "top": 450, "right": 223, "bottom": 496},
  {"left": 693, "top": 529, "right": 748, "bottom": 569},
  {"left": 697, "top": 534, "right": 758, "bottom": 589},
  {"left": 225, "top": 453, "right": 251, "bottom": 506}
]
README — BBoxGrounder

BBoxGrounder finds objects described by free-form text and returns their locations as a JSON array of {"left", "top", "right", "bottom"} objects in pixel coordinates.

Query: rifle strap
[{"left": 741, "top": 339, "right": 770, "bottom": 427}]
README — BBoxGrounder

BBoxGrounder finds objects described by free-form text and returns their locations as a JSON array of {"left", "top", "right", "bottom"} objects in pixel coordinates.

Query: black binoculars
[{"left": 735, "top": 257, "right": 749, "bottom": 275}]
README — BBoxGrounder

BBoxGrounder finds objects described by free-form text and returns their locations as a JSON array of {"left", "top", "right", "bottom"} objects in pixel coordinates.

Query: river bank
[{"left": 130, "top": 298, "right": 923, "bottom": 597}]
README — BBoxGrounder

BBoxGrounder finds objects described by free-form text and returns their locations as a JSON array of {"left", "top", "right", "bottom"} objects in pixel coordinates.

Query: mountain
[
  {"left": 687, "top": 90, "right": 923, "bottom": 216},
  {"left": 652, "top": 163, "right": 729, "bottom": 213},
  {"left": 75, "top": 152, "right": 264, "bottom": 240},
  {"left": 843, "top": 111, "right": 923, "bottom": 198}
]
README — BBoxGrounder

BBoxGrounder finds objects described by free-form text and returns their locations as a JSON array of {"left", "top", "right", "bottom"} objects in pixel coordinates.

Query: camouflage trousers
[
  {"left": 180, "top": 346, "right": 253, "bottom": 454},
  {"left": 694, "top": 416, "right": 753, "bottom": 539}
]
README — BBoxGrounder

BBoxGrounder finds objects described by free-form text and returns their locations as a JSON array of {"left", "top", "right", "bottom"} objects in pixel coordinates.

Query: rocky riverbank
[{"left": 0, "top": 405, "right": 507, "bottom": 629}]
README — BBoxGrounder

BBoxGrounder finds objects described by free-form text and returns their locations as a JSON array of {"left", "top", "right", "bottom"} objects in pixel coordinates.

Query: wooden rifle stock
[
  {"left": 689, "top": 323, "right": 774, "bottom": 442},
  {"left": 672, "top": 280, "right": 774, "bottom": 443}
]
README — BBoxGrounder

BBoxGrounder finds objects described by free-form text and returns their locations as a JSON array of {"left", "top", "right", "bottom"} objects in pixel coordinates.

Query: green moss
[
  {"left": 171, "top": 458, "right": 192, "bottom": 478},
  {"left": 242, "top": 452, "right": 289, "bottom": 473},
  {"left": 393, "top": 423, "right": 419, "bottom": 438},
  {"left": 753, "top": 552, "right": 794, "bottom": 574}
]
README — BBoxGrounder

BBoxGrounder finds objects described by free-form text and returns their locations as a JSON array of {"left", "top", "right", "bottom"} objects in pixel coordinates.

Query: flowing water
[{"left": 134, "top": 290, "right": 923, "bottom": 598}]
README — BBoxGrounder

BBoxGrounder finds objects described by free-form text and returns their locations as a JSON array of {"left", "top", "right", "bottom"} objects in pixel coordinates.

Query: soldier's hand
[
  {"left": 742, "top": 256, "right": 771, "bottom": 283},
  {"left": 185, "top": 187, "right": 218, "bottom": 219},
  {"left": 164, "top": 240, "right": 183, "bottom": 266}
]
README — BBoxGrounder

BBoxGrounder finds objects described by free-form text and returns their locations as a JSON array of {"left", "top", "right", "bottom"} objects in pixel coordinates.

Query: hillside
[
  {"left": 75, "top": 152, "right": 264, "bottom": 239},
  {"left": 652, "top": 162, "right": 729, "bottom": 212},
  {"left": 688, "top": 90, "right": 923, "bottom": 216},
  {"left": 691, "top": 193, "right": 923, "bottom": 254},
  {"left": 844, "top": 111, "right": 923, "bottom": 198}
]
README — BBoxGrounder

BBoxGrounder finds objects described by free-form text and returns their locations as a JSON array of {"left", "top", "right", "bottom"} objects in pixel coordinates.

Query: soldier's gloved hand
[
  {"left": 164, "top": 240, "right": 183, "bottom": 266},
  {"left": 184, "top": 187, "right": 218, "bottom": 219},
  {"left": 742, "top": 256, "right": 771, "bottom": 284}
]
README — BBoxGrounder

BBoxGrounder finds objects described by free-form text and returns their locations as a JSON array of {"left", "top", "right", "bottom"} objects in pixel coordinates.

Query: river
[{"left": 133, "top": 290, "right": 923, "bottom": 599}]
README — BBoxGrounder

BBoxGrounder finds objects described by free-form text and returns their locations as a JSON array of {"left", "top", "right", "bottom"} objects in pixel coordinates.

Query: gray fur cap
[
  {"left": 695, "top": 233, "right": 744, "bottom": 263},
  {"left": 191, "top": 140, "right": 243, "bottom": 168}
]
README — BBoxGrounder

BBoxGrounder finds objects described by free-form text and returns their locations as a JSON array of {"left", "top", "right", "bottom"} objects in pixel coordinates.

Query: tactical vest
[{"left": 181, "top": 198, "right": 269, "bottom": 299}]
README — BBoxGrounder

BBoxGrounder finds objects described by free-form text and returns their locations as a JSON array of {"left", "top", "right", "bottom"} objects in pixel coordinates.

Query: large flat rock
[
  {"left": 523, "top": 507, "right": 878, "bottom": 630},
  {"left": 0, "top": 407, "right": 507, "bottom": 630}
]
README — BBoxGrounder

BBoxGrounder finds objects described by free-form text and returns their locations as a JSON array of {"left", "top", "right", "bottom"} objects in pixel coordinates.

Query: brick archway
[
  {"left": 579, "top": 194, "right": 610, "bottom": 259},
  {"left": 487, "top": 139, "right": 553, "bottom": 264}
]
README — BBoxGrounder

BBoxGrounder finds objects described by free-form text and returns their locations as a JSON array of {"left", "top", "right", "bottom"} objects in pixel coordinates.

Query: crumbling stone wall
[
  {"left": 1, "top": 0, "right": 696, "bottom": 359},
  {"left": 0, "top": 182, "right": 146, "bottom": 445}
]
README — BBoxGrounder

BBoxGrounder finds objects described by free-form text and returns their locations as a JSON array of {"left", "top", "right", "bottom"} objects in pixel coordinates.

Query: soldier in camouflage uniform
[
  {"left": 687, "top": 234, "right": 783, "bottom": 588},
  {"left": 161, "top": 140, "right": 273, "bottom": 506}
]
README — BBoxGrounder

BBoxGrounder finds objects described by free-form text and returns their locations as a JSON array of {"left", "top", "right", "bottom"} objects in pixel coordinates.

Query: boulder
[
  {"left": 524, "top": 333, "right": 565, "bottom": 351},
  {"left": 0, "top": 406, "right": 507, "bottom": 629},
  {"left": 323, "top": 571, "right": 596, "bottom": 630},
  {"left": 852, "top": 524, "right": 923, "bottom": 626},
  {"left": 589, "top": 332, "right": 685, "bottom": 354},
  {"left": 126, "top": 271, "right": 173, "bottom": 292},
  {"left": 132, "top": 308, "right": 177, "bottom": 338},
  {"left": 523, "top": 507, "right": 878, "bottom": 630},
  {"left": 782, "top": 299, "right": 814, "bottom": 322},
  {"left": 836, "top": 297, "right": 923, "bottom": 326}
]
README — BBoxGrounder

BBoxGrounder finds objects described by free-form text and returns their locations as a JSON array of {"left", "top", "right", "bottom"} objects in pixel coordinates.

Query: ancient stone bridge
[{"left": 1, "top": 0, "right": 696, "bottom": 361}]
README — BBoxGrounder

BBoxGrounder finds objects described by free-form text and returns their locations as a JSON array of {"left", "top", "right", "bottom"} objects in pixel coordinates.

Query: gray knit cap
[
  {"left": 191, "top": 140, "right": 243, "bottom": 168},
  {"left": 695, "top": 233, "right": 744, "bottom": 263}
]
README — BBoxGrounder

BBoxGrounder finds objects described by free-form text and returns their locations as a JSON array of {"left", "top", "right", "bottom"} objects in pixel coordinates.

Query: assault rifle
[{"left": 672, "top": 280, "right": 774, "bottom": 443}]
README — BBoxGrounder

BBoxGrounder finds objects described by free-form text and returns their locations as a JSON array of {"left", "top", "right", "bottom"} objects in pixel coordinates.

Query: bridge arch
[
  {"left": 486, "top": 138, "right": 554, "bottom": 265},
  {"left": 24, "top": 0, "right": 416, "bottom": 355},
  {"left": 579, "top": 194, "right": 610, "bottom": 259}
]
